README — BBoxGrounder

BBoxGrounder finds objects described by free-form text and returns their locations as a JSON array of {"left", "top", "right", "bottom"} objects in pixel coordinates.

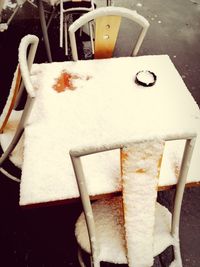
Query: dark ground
[{"left": 0, "top": 0, "right": 200, "bottom": 266}]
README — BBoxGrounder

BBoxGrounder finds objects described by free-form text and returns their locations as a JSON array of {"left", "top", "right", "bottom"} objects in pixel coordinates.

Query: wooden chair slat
[{"left": 94, "top": 15, "right": 121, "bottom": 59}]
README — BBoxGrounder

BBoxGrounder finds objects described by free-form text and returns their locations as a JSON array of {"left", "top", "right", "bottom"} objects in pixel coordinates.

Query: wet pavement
[{"left": 0, "top": 0, "right": 200, "bottom": 266}]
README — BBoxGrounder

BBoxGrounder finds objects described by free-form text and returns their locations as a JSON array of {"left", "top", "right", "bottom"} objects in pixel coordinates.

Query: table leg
[{"left": 38, "top": 0, "right": 52, "bottom": 62}]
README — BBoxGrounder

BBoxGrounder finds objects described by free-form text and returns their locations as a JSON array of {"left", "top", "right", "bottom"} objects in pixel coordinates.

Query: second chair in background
[
  {"left": 59, "top": 0, "right": 95, "bottom": 55},
  {"left": 69, "top": 6, "right": 150, "bottom": 60}
]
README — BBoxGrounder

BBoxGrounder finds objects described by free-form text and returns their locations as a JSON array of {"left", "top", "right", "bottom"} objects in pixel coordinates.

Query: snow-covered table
[{"left": 19, "top": 55, "right": 200, "bottom": 206}]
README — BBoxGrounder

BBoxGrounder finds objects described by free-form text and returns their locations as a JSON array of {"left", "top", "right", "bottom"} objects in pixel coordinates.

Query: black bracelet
[{"left": 135, "top": 70, "right": 157, "bottom": 87}]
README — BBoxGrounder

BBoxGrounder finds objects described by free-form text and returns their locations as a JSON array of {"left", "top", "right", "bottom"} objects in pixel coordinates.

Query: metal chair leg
[
  {"left": 172, "top": 243, "right": 183, "bottom": 267},
  {"left": 78, "top": 246, "right": 87, "bottom": 267},
  {"left": 64, "top": 16, "right": 68, "bottom": 56},
  {"left": 88, "top": 21, "right": 94, "bottom": 55},
  {"left": 38, "top": 0, "right": 52, "bottom": 62},
  {"left": 59, "top": 0, "right": 64, "bottom": 48},
  {"left": 47, "top": 6, "right": 56, "bottom": 29}
]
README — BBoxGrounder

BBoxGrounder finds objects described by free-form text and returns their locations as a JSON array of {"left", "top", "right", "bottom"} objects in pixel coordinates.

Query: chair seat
[
  {"left": 0, "top": 110, "right": 23, "bottom": 168},
  {"left": 75, "top": 196, "right": 174, "bottom": 264}
]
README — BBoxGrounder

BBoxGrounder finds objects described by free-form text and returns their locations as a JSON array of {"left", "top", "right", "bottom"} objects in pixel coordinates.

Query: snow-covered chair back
[
  {"left": 69, "top": 6, "right": 150, "bottom": 60},
  {"left": 70, "top": 133, "right": 196, "bottom": 267},
  {"left": 121, "top": 140, "right": 164, "bottom": 266},
  {"left": 0, "top": 34, "right": 39, "bottom": 182}
]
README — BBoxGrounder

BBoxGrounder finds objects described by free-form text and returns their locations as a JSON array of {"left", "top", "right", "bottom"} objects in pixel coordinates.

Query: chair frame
[
  {"left": 70, "top": 132, "right": 196, "bottom": 267},
  {"left": 59, "top": 0, "right": 95, "bottom": 55},
  {"left": 69, "top": 6, "right": 150, "bottom": 61},
  {"left": 0, "top": 34, "right": 39, "bottom": 182}
]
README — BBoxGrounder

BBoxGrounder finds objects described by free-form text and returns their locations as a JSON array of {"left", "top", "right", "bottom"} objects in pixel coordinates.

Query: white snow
[
  {"left": 121, "top": 140, "right": 164, "bottom": 266},
  {"left": 136, "top": 70, "right": 155, "bottom": 85},
  {"left": 8, "top": 55, "right": 199, "bottom": 206},
  {"left": 75, "top": 197, "right": 173, "bottom": 264},
  {"left": 136, "top": 3, "right": 142, "bottom": 7},
  {"left": 169, "top": 259, "right": 179, "bottom": 267},
  {"left": 75, "top": 141, "right": 176, "bottom": 265}
]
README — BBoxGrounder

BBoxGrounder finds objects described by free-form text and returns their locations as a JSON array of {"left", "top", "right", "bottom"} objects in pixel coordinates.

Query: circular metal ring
[{"left": 135, "top": 70, "right": 157, "bottom": 87}]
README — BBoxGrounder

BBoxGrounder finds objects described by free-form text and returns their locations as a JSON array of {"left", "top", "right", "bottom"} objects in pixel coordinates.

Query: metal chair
[
  {"left": 70, "top": 133, "right": 196, "bottom": 267},
  {"left": 58, "top": 0, "right": 95, "bottom": 55},
  {"left": 69, "top": 6, "right": 150, "bottom": 60},
  {"left": 0, "top": 34, "right": 39, "bottom": 182}
]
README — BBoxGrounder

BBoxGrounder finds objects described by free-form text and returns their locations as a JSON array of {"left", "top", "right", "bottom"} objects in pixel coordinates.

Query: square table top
[{"left": 19, "top": 55, "right": 200, "bottom": 206}]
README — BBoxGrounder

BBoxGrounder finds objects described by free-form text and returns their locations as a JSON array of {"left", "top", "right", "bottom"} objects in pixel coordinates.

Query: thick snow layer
[
  {"left": 18, "top": 55, "right": 200, "bottom": 205},
  {"left": 75, "top": 197, "right": 173, "bottom": 264},
  {"left": 121, "top": 141, "right": 164, "bottom": 267}
]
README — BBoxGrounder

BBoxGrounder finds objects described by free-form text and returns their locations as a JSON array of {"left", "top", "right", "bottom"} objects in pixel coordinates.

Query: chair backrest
[
  {"left": 0, "top": 34, "right": 39, "bottom": 181},
  {"left": 70, "top": 133, "right": 196, "bottom": 267},
  {"left": 58, "top": 0, "right": 95, "bottom": 54},
  {"left": 69, "top": 6, "right": 149, "bottom": 60}
]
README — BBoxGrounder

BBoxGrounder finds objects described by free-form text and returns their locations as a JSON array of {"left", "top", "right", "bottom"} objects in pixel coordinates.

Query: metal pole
[{"left": 38, "top": 0, "right": 52, "bottom": 62}]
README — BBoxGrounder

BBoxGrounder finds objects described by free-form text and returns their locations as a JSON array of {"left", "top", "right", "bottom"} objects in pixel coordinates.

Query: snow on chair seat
[{"left": 75, "top": 197, "right": 173, "bottom": 265}]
